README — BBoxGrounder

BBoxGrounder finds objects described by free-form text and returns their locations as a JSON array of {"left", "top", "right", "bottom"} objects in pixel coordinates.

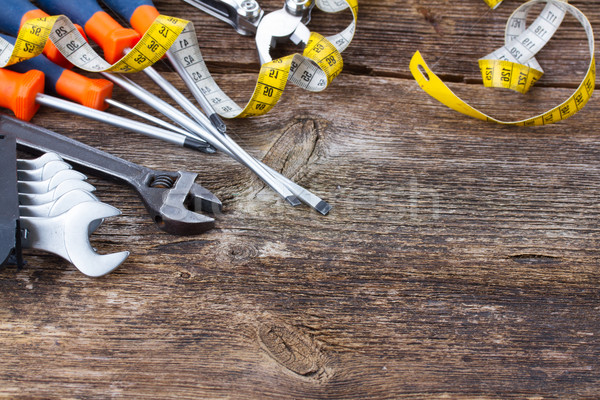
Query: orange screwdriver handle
[{"left": 0, "top": 69, "right": 44, "bottom": 121}]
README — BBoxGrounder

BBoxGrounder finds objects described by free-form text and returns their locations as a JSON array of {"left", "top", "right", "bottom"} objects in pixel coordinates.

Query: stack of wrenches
[{"left": 1, "top": 131, "right": 129, "bottom": 276}]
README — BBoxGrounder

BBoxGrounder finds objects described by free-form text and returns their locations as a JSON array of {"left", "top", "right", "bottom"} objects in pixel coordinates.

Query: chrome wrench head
[
  {"left": 19, "top": 179, "right": 96, "bottom": 206},
  {"left": 19, "top": 189, "right": 99, "bottom": 218},
  {"left": 17, "top": 160, "right": 72, "bottom": 181},
  {"left": 18, "top": 169, "right": 87, "bottom": 194},
  {"left": 19, "top": 189, "right": 102, "bottom": 234},
  {"left": 17, "top": 152, "right": 63, "bottom": 170},
  {"left": 20, "top": 201, "right": 129, "bottom": 277},
  {"left": 141, "top": 171, "right": 220, "bottom": 235},
  {"left": 181, "top": 0, "right": 264, "bottom": 36},
  {"left": 254, "top": 1, "right": 313, "bottom": 64}
]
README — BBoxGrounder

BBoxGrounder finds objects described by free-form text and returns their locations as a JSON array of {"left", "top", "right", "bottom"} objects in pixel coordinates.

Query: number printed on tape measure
[
  {"left": 410, "top": 0, "right": 595, "bottom": 126},
  {"left": 0, "top": 14, "right": 188, "bottom": 73},
  {"left": 170, "top": 0, "right": 358, "bottom": 119},
  {"left": 1, "top": 1, "right": 358, "bottom": 118}
]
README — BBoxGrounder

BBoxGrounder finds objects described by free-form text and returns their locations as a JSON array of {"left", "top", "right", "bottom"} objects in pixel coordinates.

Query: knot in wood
[{"left": 258, "top": 323, "right": 321, "bottom": 377}]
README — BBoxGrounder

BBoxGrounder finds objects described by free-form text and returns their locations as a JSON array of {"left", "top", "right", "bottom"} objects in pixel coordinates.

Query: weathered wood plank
[{"left": 1, "top": 0, "right": 600, "bottom": 398}]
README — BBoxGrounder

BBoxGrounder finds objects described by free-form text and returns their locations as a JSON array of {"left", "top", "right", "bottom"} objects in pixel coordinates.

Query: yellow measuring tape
[
  {"left": 1, "top": 14, "right": 188, "bottom": 73},
  {"left": 410, "top": 0, "right": 595, "bottom": 126},
  {"left": 169, "top": 0, "right": 358, "bottom": 118},
  {"left": 483, "top": 0, "right": 503, "bottom": 9},
  {"left": 0, "top": 15, "right": 191, "bottom": 72}
]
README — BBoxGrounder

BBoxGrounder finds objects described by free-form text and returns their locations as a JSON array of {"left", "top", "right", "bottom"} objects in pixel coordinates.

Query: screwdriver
[
  {"left": 35, "top": 0, "right": 225, "bottom": 133},
  {"left": 104, "top": 81, "right": 331, "bottom": 215},
  {"left": 0, "top": 68, "right": 213, "bottom": 153},
  {"left": 34, "top": 0, "right": 312, "bottom": 207},
  {"left": 0, "top": 0, "right": 88, "bottom": 69},
  {"left": 100, "top": 0, "right": 227, "bottom": 132}
]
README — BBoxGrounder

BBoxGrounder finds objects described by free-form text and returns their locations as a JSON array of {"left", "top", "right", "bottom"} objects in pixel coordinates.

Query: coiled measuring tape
[
  {"left": 169, "top": 0, "right": 358, "bottom": 118},
  {"left": 410, "top": 0, "right": 595, "bottom": 126},
  {"left": 0, "top": 14, "right": 187, "bottom": 73}
]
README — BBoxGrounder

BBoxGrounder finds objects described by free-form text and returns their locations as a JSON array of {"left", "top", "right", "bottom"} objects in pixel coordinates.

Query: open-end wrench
[
  {"left": 17, "top": 152, "right": 63, "bottom": 170},
  {"left": 19, "top": 179, "right": 96, "bottom": 206},
  {"left": 19, "top": 189, "right": 99, "bottom": 218},
  {"left": 19, "top": 189, "right": 103, "bottom": 234},
  {"left": 1, "top": 115, "right": 222, "bottom": 235},
  {"left": 20, "top": 201, "right": 129, "bottom": 277},
  {"left": 17, "top": 160, "right": 72, "bottom": 181},
  {"left": 17, "top": 169, "right": 87, "bottom": 194}
]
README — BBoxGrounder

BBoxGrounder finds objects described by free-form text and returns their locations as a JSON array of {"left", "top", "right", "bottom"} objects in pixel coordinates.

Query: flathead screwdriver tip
[
  {"left": 183, "top": 137, "right": 218, "bottom": 154},
  {"left": 286, "top": 196, "right": 302, "bottom": 207},
  {"left": 315, "top": 200, "right": 332, "bottom": 216},
  {"left": 209, "top": 113, "right": 227, "bottom": 133}
]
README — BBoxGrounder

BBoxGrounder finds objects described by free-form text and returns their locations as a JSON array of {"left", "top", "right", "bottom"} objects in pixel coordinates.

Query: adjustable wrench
[{"left": 0, "top": 115, "right": 222, "bottom": 235}]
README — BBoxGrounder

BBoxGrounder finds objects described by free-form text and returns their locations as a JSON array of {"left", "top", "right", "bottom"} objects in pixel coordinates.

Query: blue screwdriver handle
[
  {"left": 36, "top": 0, "right": 101, "bottom": 26},
  {"left": 101, "top": 0, "right": 155, "bottom": 24},
  {"left": 0, "top": 0, "right": 38, "bottom": 35}
]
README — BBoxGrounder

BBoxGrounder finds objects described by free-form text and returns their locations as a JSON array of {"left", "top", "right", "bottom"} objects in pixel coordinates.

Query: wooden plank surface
[{"left": 2, "top": 0, "right": 600, "bottom": 398}]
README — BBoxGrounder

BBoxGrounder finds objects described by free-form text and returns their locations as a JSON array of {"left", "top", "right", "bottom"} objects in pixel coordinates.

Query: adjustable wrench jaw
[{"left": 138, "top": 170, "right": 222, "bottom": 236}]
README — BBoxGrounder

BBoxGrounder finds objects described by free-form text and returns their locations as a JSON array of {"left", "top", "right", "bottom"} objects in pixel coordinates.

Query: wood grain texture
[{"left": 1, "top": 0, "right": 600, "bottom": 399}]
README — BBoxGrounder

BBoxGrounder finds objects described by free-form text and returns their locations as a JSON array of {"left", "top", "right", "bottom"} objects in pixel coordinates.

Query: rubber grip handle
[
  {"left": 102, "top": 0, "right": 159, "bottom": 34},
  {"left": 37, "top": 0, "right": 140, "bottom": 64},
  {"left": 0, "top": 69, "right": 44, "bottom": 121}
]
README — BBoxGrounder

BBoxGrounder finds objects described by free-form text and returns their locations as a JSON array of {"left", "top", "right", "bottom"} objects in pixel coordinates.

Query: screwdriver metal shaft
[
  {"left": 103, "top": 72, "right": 301, "bottom": 206},
  {"left": 106, "top": 96, "right": 331, "bottom": 214},
  {"left": 35, "top": 94, "right": 213, "bottom": 153},
  {"left": 140, "top": 67, "right": 332, "bottom": 214},
  {"left": 124, "top": 48, "right": 226, "bottom": 133}
]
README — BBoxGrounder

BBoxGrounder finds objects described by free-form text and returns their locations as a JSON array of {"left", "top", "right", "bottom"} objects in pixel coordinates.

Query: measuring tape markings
[
  {"left": 169, "top": 0, "right": 358, "bottom": 118},
  {"left": 0, "top": 14, "right": 187, "bottom": 73},
  {"left": 410, "top": 0, "right": 595, "bottom": 126}
]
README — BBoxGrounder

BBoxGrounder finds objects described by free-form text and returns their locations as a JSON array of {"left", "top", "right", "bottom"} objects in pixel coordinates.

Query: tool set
[
  {"left": 0, "top": 0, "right": 359, "bottom": 275},
  {"left": 1, "top": 0, "right": 332, "bottom": 214}
]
